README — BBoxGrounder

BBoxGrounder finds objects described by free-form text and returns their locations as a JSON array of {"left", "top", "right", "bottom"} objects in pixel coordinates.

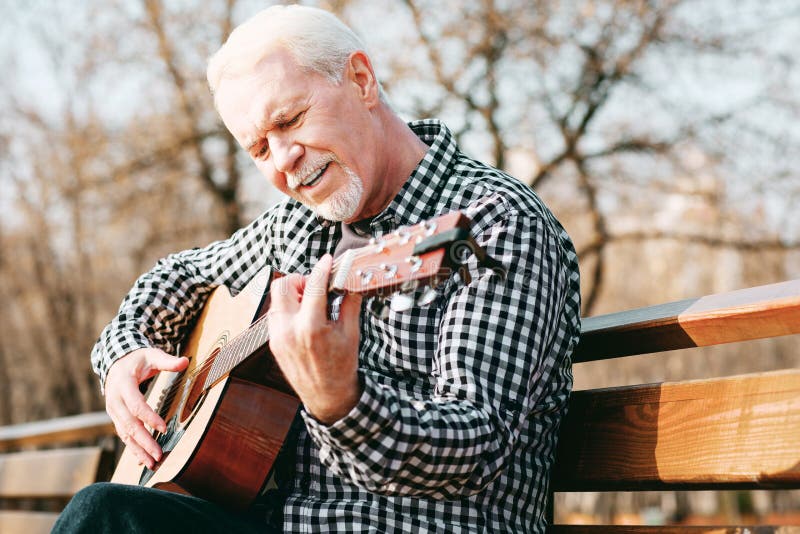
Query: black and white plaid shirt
[{"left": 92, "top": 120, "right": 581, "bottom": 533}]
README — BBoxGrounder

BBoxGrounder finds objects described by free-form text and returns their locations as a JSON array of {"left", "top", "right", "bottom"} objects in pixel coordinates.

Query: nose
[{"left": 268, "top": 132, "right": 303, "bottom": 174}]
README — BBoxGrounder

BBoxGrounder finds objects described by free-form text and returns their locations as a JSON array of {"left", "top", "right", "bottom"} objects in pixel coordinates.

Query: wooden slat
[
  {"left": 552, "top": 370, "right": 800, "bottom": 491},
  {"left": 0, "top": 511, "right": 59, "bottom": 534},
  {"left": 573, "top": 279, "right": 800, "bottom": 362},
  {"left": 0, "top": 412, "right": 113, "bottom": 452},
  {"left": 0, "top": 447, "right": 105, "bottom": 498},
  {"left": 548, "top": 527, "right": 800, "bottom": 533}
]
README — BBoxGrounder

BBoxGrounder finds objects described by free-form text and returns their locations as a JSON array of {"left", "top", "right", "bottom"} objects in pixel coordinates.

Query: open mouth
[{"left": 301, "top": 162, "right": 330, "bottom": 188}]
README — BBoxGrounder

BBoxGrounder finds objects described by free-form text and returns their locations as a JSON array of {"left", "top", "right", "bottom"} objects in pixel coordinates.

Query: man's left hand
[{"left": 267, "top": 254, "right": 363, "bottom": 424}]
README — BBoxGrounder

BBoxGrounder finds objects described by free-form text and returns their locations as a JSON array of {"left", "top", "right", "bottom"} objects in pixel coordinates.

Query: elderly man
[{"left": 55, "top": 5, "right": 580, "bottom": 533}]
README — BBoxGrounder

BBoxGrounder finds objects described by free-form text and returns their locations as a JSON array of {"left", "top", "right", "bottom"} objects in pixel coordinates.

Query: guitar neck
[{"left": 200, "top": 210, "right": 483, "bottom": 390}]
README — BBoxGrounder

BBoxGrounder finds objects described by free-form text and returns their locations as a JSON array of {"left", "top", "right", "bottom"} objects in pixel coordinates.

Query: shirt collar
[{"left": 372, "top": 119, "right": 458, "bottom": 229}]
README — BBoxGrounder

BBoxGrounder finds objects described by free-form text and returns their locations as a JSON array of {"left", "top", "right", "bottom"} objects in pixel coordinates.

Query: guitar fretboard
[{"left": 203, "top": 315, "right": 270, "bottom": 389}]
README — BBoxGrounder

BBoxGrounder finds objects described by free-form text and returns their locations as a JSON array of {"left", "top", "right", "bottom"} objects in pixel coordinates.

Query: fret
[
  {"left": 198, "top": 316, "right": 272, "bottom": 392},
  {"left": 244, "top": 328, "right": 256, "bottom": 361},
  {"left": 223, "top": 342, "right": 236, "bottom": 377},
  {"left": 235, "top": 334, "right": 248, "bottom": 368},
  {"left": 234, "top": 333, "right": 248, "bottom": 366},
  {"left": 255, "top": 318, "right": 269, "bottom": 348},
  {"left": 204, "top": 348, "right": 223, "bottom": 389},
  {"left": 221, "top": 346, "right": 232, "bottom": 382},
  {"left": 245, "top": 327, "right": 256, "bottom": 358}
]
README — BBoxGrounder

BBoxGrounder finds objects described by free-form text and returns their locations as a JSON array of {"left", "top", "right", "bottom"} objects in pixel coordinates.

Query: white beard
[{"left": 311, "top": 164, "right": 364, "bottom": 222}]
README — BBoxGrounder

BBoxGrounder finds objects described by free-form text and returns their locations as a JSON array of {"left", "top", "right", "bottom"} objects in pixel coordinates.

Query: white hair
[{"left": 207, "top": 5, "right": 387, "bottom": 103}]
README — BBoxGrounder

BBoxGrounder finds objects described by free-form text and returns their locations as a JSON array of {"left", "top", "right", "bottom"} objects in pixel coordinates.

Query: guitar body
[{"left": 111, "top": 268, "right": 300, "bottom": 510}]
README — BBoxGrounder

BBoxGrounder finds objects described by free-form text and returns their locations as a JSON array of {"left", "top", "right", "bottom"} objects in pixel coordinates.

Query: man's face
[{"left": 215, "top": 47, "right": 380, "bottom": 222}]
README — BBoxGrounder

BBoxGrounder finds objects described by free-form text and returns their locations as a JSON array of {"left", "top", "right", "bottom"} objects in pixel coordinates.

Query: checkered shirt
[{"left": 91, "top": 119, "right": 581, "bottom": 533}]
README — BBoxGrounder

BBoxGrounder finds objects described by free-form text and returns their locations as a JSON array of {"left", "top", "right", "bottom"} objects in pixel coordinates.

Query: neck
[{"left": 347, "top": 106, "right": 428, "bottom": 222}]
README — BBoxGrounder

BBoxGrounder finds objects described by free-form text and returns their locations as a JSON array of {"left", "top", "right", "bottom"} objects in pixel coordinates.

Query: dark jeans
[{"left": 52, "top": 482, "right": 276, "bottom": 533}]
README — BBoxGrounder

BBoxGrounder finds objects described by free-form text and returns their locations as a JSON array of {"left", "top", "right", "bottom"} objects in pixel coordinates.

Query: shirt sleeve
[
  {"left": 302, "top": 210, "right": 577, "bottom": 499},
  {"left": 90, "top": 209, "right": 279, "bottom": 392}
]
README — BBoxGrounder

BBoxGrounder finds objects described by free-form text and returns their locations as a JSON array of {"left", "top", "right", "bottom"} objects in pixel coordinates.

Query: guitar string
[
  {"left": 167, "top": 238, "right": 385, "bottom": 383},
  {"left": 157, "top": 321, "right": 272, "bottom": 411},
  {"left": 153, "top": 245, "right": 371, "bottom": 410},
  {"left": 152, "top": 228, "right": 422, "bottom": 413}
]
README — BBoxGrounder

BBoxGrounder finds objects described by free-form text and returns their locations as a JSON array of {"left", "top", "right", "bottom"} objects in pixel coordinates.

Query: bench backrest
[
  {"left": 0, "top": 412, "right": 115, "bottom": 534},
  {"left": 551, "top": 279, "right": 800, "bottom": 529}
]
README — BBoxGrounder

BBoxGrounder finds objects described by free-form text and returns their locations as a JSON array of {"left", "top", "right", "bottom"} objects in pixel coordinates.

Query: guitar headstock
[{"left": 329, "top": 211, "right": 504, "bottom": 317}]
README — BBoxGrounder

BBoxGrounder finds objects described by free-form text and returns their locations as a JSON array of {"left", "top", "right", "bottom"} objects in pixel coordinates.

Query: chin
[
  {"left": 313, "top": 202, "right": 360, "bottom": 222},
  {"left": 311, "top": 173, "right": 364, "bottom": 222}
]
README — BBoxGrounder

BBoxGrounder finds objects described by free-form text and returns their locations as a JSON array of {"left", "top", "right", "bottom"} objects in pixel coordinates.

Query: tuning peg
[
  {"left": 417, "top": 287, "right": 438, "bottom": 306},
  {"left": 394, "top": 227, "right": 412, "bottom": 244},
  {"left": 405, "top": 256, "right": 423, "bottom": 273},
  {"left": 390, "top": 291, "right": 415, "bottom": 313},
  {"left": 400, "top": 279, "right": 419, "bottom": 292},
  {"left": 368, "top": 237, "right": 387, "bottom": 253},
  {"left": 369, "top": 298, "right": 390, "bottom": 320}
]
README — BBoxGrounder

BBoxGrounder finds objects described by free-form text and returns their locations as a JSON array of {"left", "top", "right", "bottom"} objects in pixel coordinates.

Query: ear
[{"left": 346, "top": 51, "right": 380, "bottom": 108}]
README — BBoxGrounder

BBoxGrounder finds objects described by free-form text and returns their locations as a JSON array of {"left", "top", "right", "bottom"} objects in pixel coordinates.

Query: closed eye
[
  {"left": 281, "top": 111, "right": 304, "bottom": 128},
  {"left": 254, "top": 142, "right": 269, "bottom": 160},
  {"left": 251, "top": 109, "right": 305, "bottom": 159}
]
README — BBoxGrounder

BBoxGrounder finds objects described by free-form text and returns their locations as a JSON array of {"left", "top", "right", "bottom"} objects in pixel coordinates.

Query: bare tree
[
  {"left": 0, "top": 0, "right": 272, "bottom": 421},
  {"left": 368, "top": 0, "right": 800, "bottom": 315},
  {"left": 139, "top": 0, "right": 244, "bottom": 235}
]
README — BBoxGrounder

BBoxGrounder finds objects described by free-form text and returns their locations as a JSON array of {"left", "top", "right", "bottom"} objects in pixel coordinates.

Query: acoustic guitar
[{"left": 111, "top": 211, "right": 499, "bottom": 509}]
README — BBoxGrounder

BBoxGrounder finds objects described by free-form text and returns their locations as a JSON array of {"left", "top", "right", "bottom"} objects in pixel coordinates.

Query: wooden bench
[
  {"left": 0, "top": 412, "right": 115, "bottom": 534},
  {"left": 548, "top": 279, "right": 800, "bottom": 532}
]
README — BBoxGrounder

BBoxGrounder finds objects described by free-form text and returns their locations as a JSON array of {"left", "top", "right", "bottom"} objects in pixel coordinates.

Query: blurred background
[{"left": 1, "top": 0, "right": 799, "bottom": 524}]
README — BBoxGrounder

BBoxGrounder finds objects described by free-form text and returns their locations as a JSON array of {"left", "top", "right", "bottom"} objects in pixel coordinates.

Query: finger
[
  {"left": 107, "top": 397, "right": 159, "bottom": 468},
  {"left": 118, "top": 403, "right": 163, "bottom": 465},
  {"left": 121, "top": 378, "right": 167, "bottom": 433},
  {"left": 122, "top": 388, "right": 167, "bottom": 432},
  {"left": 300, "top": 254, "right": 333, "bottom": 321},
  {"left": 117, "top": 426, "right": 155, "bottom": 469},
  {"left": 267, "top": 308, "right": 293, "bottom": 358},
  {"left": 143, "top": 351, "right": 189, "bottom": 380},
  {"left": 338, "top": 292, "right": 363, "bottom": 337},
  {"left": 269, "top": 273, "right": 304, "bottom": 314}
]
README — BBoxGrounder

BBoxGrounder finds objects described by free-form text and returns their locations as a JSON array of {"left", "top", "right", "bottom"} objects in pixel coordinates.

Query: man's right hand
[{"left": 104, "top": 348, "right": 189, "bottom": 469}]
